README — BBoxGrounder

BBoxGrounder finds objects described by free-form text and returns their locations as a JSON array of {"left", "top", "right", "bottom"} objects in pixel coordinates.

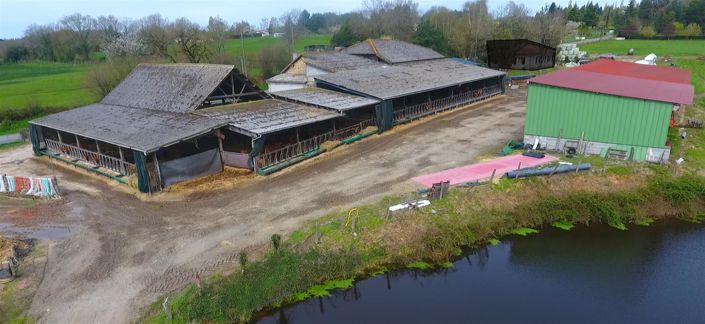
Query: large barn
[
  {"left": 524, "top": 60, "right": 694, "bottom": 162},
  {"left": 29, "top": 41, "right": 507, "bottom": 193}
]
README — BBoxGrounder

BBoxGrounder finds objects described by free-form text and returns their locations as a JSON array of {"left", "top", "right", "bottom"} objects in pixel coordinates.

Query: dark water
[{"left": 257, "top": 221, "right": 705, "bottom": 324}]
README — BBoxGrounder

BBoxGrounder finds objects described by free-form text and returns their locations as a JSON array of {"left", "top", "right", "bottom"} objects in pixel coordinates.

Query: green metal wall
[{"left": 525, "top": 84, "right": 672, "bottom": 148}]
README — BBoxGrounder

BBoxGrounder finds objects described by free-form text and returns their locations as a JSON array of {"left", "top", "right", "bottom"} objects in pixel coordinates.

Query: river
[{"left": 257, "top": 220, "right": 705, "bottom": 323}]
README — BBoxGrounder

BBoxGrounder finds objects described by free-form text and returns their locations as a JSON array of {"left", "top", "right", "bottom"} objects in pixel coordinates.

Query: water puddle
[{"left": 0, "top": 222, "right": 73, "bottom": 240}]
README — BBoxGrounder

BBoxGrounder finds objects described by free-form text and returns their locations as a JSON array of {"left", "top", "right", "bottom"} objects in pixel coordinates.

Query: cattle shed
[
  {"left": 524, "top": 60, "right": 694, "bottom": 162},
  {"left": 315, "top": 58, "right": 506, "bottom": 131},
  {"left": 29, "top": 63, "right": 268, "bottom": 193}
]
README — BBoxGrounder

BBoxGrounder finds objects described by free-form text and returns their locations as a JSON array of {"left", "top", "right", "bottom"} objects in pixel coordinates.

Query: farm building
[
  {"left": 487, "top": 39, "right": 556, "bottom": 70},
  {"left": 524, "top": 59, "right": 694, "bottom": 162},
  {"left": 29, "top": 41, "right": 507, "bottom": 193}
]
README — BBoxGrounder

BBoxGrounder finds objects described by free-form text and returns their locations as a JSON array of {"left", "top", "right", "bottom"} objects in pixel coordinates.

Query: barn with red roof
[{"left": 524, "top": 59, "right": 694, "bottom": 162}]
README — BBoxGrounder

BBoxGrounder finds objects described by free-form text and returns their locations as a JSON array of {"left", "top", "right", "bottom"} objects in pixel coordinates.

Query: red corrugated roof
[{"left": 530, "top": 60, "right": 694, "bottom": 105}]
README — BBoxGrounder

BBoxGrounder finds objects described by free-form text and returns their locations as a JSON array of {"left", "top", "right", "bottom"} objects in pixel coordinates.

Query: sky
[{"left": 0, "top": 0, "right": 577, "bottom": 39}]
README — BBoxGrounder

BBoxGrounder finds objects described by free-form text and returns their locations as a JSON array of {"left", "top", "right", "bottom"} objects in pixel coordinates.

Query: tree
[
  {"left": 298, "top": 10, "right": 310, "bottom": 27},
  {"left": 306, "top": 13, "right": 326, "bottom": 33},
  {"left": 102, "top": 31, "right": 147, "bottom": 58},
  {"left": 232, "top": 21, "right": 252, "bottom": 36},
  {"left": 254, "top": 43, "right": 291, "bottom": 80},
  {"left": 638, "top": 0, "right": 655, "bottom": 25},
  {"left": 5, "top": 46, "right": 29, "bottom": 63},
  {"left": 684, "top": 23, "right": 702, "bottom": 36},
  {"left": 60, "top": 13, "right": 96, "bottom": 61},
  {"left": 331, "top": 20, "right": 360, "bottom": 47},
  {"left": 640, "top": 25, "right": 657, "bottom": 38},
  {"left": 413, "top": 20, "right": 451, "bottom": 55},
  {"left": 662, "top": 22, "right": 676, "bottom": 38},
  {"left": 85, "top": 57, "right": 139, "bottom": 97},
  {"left": 173, "top": 18, "right": 210, "bottom": 63},
  {"left": 685, "top": 0, "right": 705, "bottom": 27},
  {"left": 674, "top": 21, "right": 686, "bottom": 35},
  {"left": 25, "top": 24, "right": 55, "bottom": 61},
  {"left": 207, "top": 16, "right": 228, "bottom": 54},
  {"left": 623, "top": 21, "right": 640, "bottom": 37},
  {"left": 139, "top": 14, "right": 177, "bottom": 62}
]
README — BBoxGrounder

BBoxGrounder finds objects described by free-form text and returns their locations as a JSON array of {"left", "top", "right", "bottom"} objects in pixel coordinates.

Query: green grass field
[
  {"left": 223, "top": 34, "right": 332, "bottom": 57},
  {"left": 579, "top": 39, "right": 705, "bottom": 57},
  {"left": 0, "top": 62, "right": 100, "bottom": 111}
]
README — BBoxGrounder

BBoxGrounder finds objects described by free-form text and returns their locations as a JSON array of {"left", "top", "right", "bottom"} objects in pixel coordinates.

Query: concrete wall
[
  {"left": 524, "top": 134, "right": 671, "bottom": 163},
  {"left": 267, "top": 82, "right": 306, "bottom": 93}
]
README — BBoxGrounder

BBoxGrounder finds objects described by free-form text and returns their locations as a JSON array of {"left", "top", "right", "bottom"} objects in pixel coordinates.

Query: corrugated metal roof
[
  {"left": 304, "top": 52, "right": 385, "bottom": 72},
  {"left": 573, "top": 59, "right": 691, "bottom": 84},
  {"left": 31, "top": 104, "right": 226, "bottom": 153},
  {"left": 272, "top": 88, "right": 380, "bottom": 112},
  {"left": 530, "top": 60, "right": 694, "bottom": 105},
  {"left": 267, "top": 73, "right": 307, "bottom": 84},
  {"left": 101, "top": 63, "right": 239, "bottom": 113},
  {"left": 315, "top": 58, "right": 506, "bottom": 100},
  {"left": 343, "top": 39, "right": 444, "bottom": 64},
  {"left": 194, "top": 99, "right": 338, "bottom": 135}
]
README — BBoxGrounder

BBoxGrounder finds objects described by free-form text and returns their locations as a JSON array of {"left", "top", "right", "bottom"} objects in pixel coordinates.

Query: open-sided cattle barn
[
  {"left": 524, "top": 59, "right": 694, "bottom": 162},
  {"left": 29, "top": 63, "right": 268, "bottom": 193},
  {"left": 315, "top": 58, "right": 506, "bottom": 131}
]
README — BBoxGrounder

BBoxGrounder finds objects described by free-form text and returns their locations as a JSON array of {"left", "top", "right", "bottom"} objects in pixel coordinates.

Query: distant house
[
  {"left": 273, "top": 32, "right": 285, "bottom": 38},
  {"left": 487, "top": 39, "right": 556, "bottom": 70}
]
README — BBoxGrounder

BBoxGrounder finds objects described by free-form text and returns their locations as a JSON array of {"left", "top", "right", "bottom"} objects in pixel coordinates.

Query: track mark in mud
[{"left": 79, "top": 230, "right": 127, "bottom": 281}]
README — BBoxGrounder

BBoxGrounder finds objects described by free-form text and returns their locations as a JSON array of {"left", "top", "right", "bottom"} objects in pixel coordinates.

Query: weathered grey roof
[
  {"left": 343, "top": 39, "right": 444, "bottom": 64},
  {"left": 272, "top": 88, "right": 380, "bottom": 112},
  {"left": 31, "top": 104, "right": 226, "bottom": 153},
  {"left": 315, "top": 58, "right": 506, "bottom": 100},
  {"left": 101, "top": 63, "right": 236, "bottom": 113},
  {"left": 267, "top": 73, "right": 307, "bottom": 84},
  {"left": 304, "top": 52, "right": 385, "bottom": 72},
  {"left": 194, "top": 99, "right": 338, "bottom": 135}
]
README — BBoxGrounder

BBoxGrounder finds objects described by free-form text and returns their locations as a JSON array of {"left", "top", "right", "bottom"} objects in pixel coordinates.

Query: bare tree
[
  {"left": 85, "top": 56, "right": 140, "bottom": 97},
  {"left": 459, "top": 0, "right": 494, "bottom": 60},
  {"left": 25, "top": 24, "right": 56, "bottom": 61},
  {"left": 173, "top": 18, "right": 210, "bottom": 63},
  {"left": 139, "top": 14, "right": 177, "bottom": 62},
  {"left": 207, "top": 16, "right": 228, "bottom": 54},
  {"left": 259, "top": 18, "right": 270, "bottom": 32},
  {"left": 60, "top": 13, "right": 97, "bottom": 61}
]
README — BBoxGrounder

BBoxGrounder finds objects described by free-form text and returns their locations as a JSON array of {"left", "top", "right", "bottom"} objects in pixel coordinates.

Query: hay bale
[
  {"left": 125, "top": 174, "right": 138, "bottom": 188},
  {"left": 361, "top": 126, "right": 378, "bottom": 135},
  {"left": 320, "top": 140, "right": 342, "bottom": 151}
]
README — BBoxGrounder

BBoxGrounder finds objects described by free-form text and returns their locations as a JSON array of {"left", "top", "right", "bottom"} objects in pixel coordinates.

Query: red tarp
[
  {"left": 530, "top": 59, "right": 694, "bottom": 105},
  {"left": 412, "top": 154, "right": 558, "bottom": 187}
]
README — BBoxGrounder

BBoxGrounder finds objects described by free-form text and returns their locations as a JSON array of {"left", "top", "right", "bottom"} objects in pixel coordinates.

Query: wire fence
[
  {"left": 255, "top": 118, "right": 376, "bottom": 169},
  {"left": 45, "top": 139, "right": 134, "bottom": 175},
  {"left": 393, "top": 86, "right": 502, "bottom": 125}
]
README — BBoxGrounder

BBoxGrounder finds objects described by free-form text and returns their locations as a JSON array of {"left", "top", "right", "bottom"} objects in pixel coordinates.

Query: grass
[
  {"left": 579, "top": 39, "right": 705, "bottom": 57},
  {"left": 223, "top": 34, "right": 332, "bottom": 58},
  {"left": 0, "top": 120, "right": 28, "bottom": 135},
  {"left": 510, "top": 227, "right": 539, "bottom": 236},
  {"left": 552, "top": 220, "right": 575, "bottom": 231},
  {"left": 0, "top": 62, "right": 99, "bottom": 111}
]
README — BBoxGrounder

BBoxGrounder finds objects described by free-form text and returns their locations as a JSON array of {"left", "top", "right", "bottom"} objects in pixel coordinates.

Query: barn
[
  {"left": 523, "top": 60, "right": 694, "bottom": 162},
  {"left": 487, "top": 39, "right": 556, "bottom": 70}
]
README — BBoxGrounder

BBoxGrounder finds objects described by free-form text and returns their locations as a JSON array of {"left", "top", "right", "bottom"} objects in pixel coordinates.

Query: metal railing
[
  {"left": 45, "top": 139, "right": 135, "bottom": 175},
  {"left": 393, "top": 86, "right": 502, "bottom": 125},
  {"left": 256, "top": 118, "right": 376, "bottom": 169}
]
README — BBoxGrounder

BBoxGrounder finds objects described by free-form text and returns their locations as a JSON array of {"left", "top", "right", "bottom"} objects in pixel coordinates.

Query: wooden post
[
  {"left": 489, "top": 169, "right": 497, "bottom": 183},
  {"left": 95, "top": 140, "right": 101, "bottom": 155},
  {"left": 118, "top": 147, "right": 126, "bottom": 175},
  {"left": 517, "top": 162, "right": 522, "bottom": 170},
  {"left": 57, "top": 130, "right": 64, "bottom": 143},
  {"left": 332, "top": 119, "right": 336, "bottom": 132},
  {"left": 557, "top": 128, "right": 563, "bottom": 152},
  {"left": 578, "top": 131, "right": 585, "bottom": 154},
  {"left": 153, "top": 152, "right": 162, "bottom": 190},
  {"left": 74, "top": 134, "right": 81, "bottom": 148}
]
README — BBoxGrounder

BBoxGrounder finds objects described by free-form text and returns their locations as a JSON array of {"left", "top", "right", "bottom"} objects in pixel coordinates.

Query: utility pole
[{"left": 240, "top": 30, "right": 247, "bottom": 77}]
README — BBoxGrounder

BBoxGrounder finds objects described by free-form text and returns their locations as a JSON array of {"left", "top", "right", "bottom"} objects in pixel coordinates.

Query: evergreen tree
[{"left": 412, "top": 20, "right": 452, "bottom": 56}]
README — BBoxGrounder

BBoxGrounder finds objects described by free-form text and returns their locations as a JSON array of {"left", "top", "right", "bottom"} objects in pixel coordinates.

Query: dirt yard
[{"left": 0, "top": 88, "right": 527, "bottom": 323}]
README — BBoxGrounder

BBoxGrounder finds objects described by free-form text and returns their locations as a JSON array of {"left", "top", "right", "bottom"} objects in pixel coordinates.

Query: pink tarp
[{"left": 412, "top": 154, "right": 558, "bottom": 187}]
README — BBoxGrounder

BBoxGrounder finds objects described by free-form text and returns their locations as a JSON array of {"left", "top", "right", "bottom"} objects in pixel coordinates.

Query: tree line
[
  {"left": 565, "top": 0, "right": 703, "bottom": 37},
  {"left": 332, "top": 0, "right": 567, "bottom": 61}
]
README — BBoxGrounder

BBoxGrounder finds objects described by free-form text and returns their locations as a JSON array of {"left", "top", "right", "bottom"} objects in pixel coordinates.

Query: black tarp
[{"left": 159, "top": 148, "right": 223, "bottom": 187}]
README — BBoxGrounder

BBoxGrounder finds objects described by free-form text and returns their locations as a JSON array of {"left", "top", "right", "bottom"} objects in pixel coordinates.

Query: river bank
[{"left": 144, "top": 170, "right": 705, "bottom": 323}]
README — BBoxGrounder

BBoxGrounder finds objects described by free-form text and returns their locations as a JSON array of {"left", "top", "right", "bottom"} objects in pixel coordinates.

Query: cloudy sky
[{"left": 0, "top": 0, "right": 577, "bottom": 39}]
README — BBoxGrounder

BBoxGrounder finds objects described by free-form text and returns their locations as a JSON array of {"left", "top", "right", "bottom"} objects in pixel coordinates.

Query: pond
[{"left": 257, "top": 220, "right": 705, "bottom": 323}]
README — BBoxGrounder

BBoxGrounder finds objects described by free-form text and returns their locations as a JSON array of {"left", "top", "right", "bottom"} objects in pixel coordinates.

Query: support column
[
  {"left": 95, "top": 140, "right": 102, "bottom": 154},
  {"left": 57, "top": 130, "right": 63, "bottom": 143},
  {"left": 332, "top": 119, "right": 336, "bottom": 132},
  {"left": 74, "top": 134, "right": 81, "bottom": 148},
  {"left": 118, "top": 147, "right": 126, "bottom": 175},
  {"left": 153, "top": 152, "right": 162, "bottom": 190}
]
